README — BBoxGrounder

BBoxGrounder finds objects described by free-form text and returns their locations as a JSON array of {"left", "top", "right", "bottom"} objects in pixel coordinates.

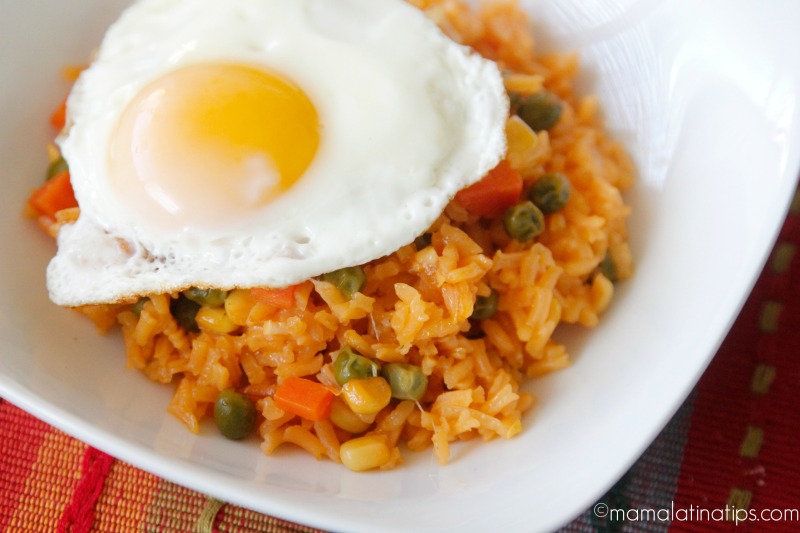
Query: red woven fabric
[{"left": 0, "top": 406, "right": 50, "bottom": 531}]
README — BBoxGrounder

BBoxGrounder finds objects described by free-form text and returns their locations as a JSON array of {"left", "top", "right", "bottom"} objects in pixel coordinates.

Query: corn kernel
[
  {"left": 46, "top": 142, "right": 60, "bottom": 163},
  {"left": 224, "top": 289, "right": 255, "bottom": 326},
  {"left": 590, "top": 273, "right": 614, "bottom": 313},
  {"left": 329, "top": 397, "right": 371, "bottom": 434},
  {"left": 505, "top": 115, "right": 540, "bottom": 174},
  {"left": 503, "top": 73, "right": 543, "bottom": 95},
  {"left": 341, "top": 377, "right": 392, "bottom": 415},
  {"left": 196, "top": 306, "right": 238, "bottom": 334},
  {"left": 339, "top": 434, "right": 391, "bottom": 472}
]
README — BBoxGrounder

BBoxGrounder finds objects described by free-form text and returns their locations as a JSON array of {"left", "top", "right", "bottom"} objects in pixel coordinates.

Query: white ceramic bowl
[{"left": 2, "top": 1, "right": 799, "bottom": 532}]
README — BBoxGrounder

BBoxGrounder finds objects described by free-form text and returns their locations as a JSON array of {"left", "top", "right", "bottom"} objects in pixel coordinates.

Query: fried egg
[{"left": 48, "top": 0, "right": 508, "bottom": 306}]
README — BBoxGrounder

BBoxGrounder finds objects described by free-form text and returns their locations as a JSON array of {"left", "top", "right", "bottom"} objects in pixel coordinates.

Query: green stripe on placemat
[
  {"left": 215, "top": 505, "right": 329, "bottom": 533},
  {"left": 750, "top": 363, "right": 776, "bottom": 395},
  {"left": 758, "top": 300, "right": 783, "bottom": 333},
  {"left": 791, "top": 188, "right": 800, "bottom": 214},
  {"left": 772, "top": 242, "right": 797, "bottom": 273},
  {"left": 739, "top": 426, "right": 764, "bottom": 459},
  {"left": 194, "top": 497, "right": 224, "bottom": 533},
  {"left": 727, "top": 488, "right": 752, "bottom": 514}
]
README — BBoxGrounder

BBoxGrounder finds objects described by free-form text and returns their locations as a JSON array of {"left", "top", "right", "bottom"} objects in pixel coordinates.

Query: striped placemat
[{"left": 1, "top": 188, "right": 798, "bottom": 532}]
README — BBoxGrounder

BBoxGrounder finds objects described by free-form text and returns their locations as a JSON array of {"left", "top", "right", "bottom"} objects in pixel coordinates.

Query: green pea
[
  {"left": 503, "top": 201, "right": 545, "bottom": 242},
  {"left": 598, "top": 252, "right": 618, "bottom": 282},
  {"left": 414, "top": 232, "right": 432, "bottom": 250},
  {"left": 320, "top": 266, "right": 366, "bottom": 300},
  {"left": 170, "top": 294, "right": 200, "bottom": 332},
  {"left": 46, "top": 156, "right": 69, "bottom": 180},
  {"left": 214, "top": 389, "right": 257, "bottom": 440},
  {"left": 131, "top": 296, "right": 149, "bottom": 317},
  {"left": 471, "top": 290, "right": 499, "bottom": 320},
  {"left": 529, "top": 172, "right": 571, "bottom": 214},
  {"left": 381, "top": 363, "right": 428, "bottom": 401},
  {"left": 184, "top": 287, "right": 228, "bottom": 308},
  {"left": 333, "top": 346, "right": 381, "bottom": 386},
  {"left": 516, "top": 91, "right": 563, "bottom": 132}
]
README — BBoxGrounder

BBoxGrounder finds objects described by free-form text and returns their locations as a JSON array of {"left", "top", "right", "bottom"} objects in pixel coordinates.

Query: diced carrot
[
  {"left": 273, "top": 377, "right": 335, "bottom": 421},
  {"left": 28, "top": 171, "right": 78, "bottom": 219},
  {"left": 250, "top": 285, "right": 297, "bottom": 309},
  {"left": 50, "top": 97, "right": 67, "bottom": 131},
  {"left": 454, "top": 160, "right": 523, "bottom": 217}
]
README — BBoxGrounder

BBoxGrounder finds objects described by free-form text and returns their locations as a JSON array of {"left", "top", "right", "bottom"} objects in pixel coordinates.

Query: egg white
[{"left": 49, "top": 0, "right": 508, "bottom": 306}]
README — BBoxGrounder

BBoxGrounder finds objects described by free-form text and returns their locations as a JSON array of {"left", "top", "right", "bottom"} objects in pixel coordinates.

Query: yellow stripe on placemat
[
  {"left": 87, "top": 458, "right": 330, "bottom": 532},
  {"left": 141, "top": 478, "right": 209, "bottom": 530},
  {"left": 78, "top": 451, "right": 328, "bottom": 532},
  {"left": 6, "top": 429, "right": 85, "bottom": 531},
  {"left": 92, "top": 459, "right": 160, "bottom": 530}
]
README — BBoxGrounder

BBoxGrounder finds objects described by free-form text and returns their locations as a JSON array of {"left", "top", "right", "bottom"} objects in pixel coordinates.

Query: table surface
[{"left": 2, "top": 189, "right": 799, "bottom": 532}]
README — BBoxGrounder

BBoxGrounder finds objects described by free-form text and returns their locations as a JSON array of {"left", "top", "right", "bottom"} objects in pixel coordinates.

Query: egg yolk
[{"left": 109, "top": 63, "right": 320, "bottom": 229}]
